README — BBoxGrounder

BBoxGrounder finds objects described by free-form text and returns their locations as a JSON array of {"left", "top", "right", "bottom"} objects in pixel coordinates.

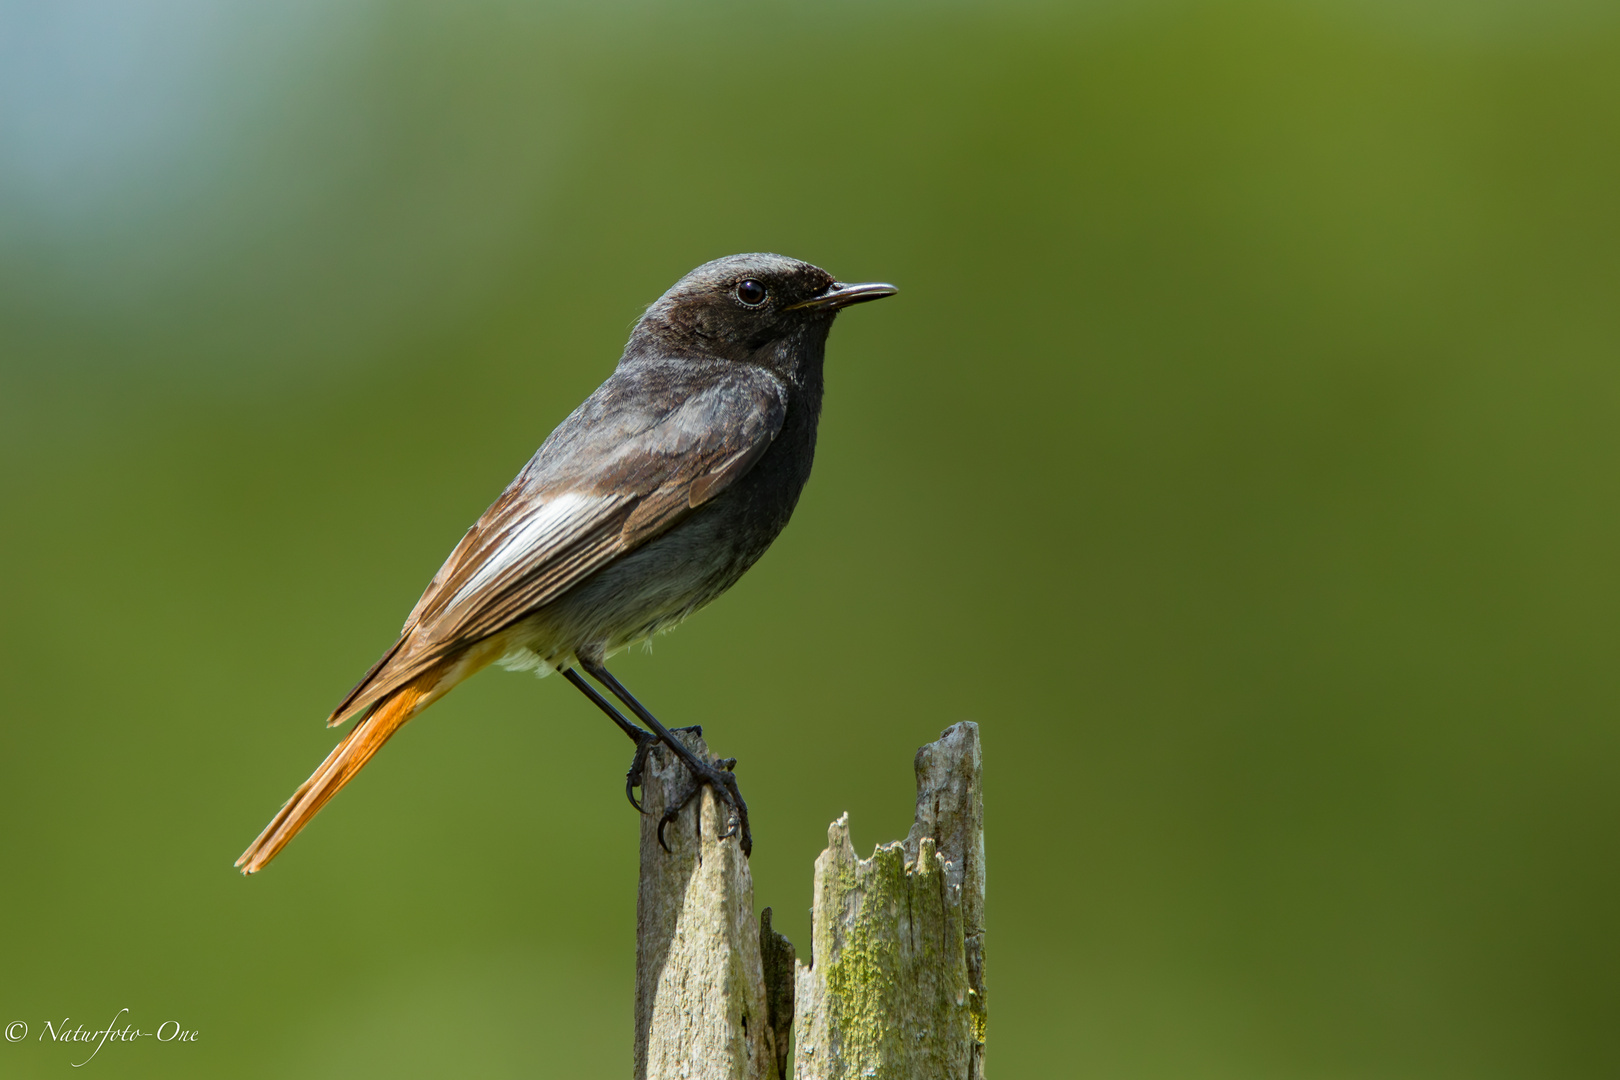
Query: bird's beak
[{"left": 786, "top": 281, "right": 899, "bottom": 312}]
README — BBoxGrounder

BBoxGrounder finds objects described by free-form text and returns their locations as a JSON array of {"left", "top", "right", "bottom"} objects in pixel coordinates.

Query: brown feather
[
  {"left": 326, "top": 633, "right": 408, "bottom": 727},
  {"left": 237, "top": 660, "right": 453, "bottom": 875},
  {"left": 323, "top": 505, "right": 637, "bottom": 728}
]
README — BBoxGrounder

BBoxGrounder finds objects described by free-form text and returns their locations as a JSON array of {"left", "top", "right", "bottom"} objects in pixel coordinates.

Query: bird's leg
[
  {"left": 561, "top": 667, "right": 659, "bottom": 814},
  {"left": 579, "top": 659, "right": 751, "bottom": 856}
]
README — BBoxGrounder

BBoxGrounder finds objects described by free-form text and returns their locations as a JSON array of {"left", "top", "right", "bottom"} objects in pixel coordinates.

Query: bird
[{"left": 236, "top": 253, "right": 896, "bottom": 874}]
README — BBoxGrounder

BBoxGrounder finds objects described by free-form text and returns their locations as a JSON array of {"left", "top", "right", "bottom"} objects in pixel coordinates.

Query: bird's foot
[
  {"left": 624, "top": 724, "right": 703, "bottom": 815},
  {"left": 656, "top": 749, "right": 751, "bottom": 858}
]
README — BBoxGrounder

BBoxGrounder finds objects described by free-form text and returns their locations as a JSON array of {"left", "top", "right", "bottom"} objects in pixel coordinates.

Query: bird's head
[{"left": 630, "top": 253, "right": 896, "bottom": 381}]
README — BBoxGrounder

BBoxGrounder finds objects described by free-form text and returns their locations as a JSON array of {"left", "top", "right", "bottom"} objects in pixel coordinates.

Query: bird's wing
[{"left": 327, "top": 362, "right": 787, "bottom": 725}]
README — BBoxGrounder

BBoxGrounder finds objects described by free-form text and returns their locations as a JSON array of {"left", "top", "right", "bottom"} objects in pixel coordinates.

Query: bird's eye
[{"left": 736, "top": 279, "right": 768, "bottom": 307}]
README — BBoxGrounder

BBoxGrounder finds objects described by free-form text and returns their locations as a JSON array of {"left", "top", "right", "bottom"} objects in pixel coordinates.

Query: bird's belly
[{"left": 499, "top": 501, "right": 767, "bottom": 672}]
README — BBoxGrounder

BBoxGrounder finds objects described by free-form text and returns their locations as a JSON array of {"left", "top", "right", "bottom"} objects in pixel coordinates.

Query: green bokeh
[{"left": 3, "top": 2, "right": 1617, "bottom": 1076}]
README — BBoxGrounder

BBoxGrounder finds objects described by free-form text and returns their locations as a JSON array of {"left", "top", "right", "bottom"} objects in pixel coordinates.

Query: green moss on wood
[{"left": 808, "top": 830, "right": 972, "bottom": 1077}]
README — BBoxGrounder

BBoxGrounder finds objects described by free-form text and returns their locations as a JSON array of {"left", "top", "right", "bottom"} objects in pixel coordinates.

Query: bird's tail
[{"left": 236, "top": 664, "right": 446, "bottom": 875}]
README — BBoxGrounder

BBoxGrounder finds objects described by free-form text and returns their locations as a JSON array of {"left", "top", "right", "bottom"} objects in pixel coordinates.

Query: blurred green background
[{"left": 2, "top": 0, "right": 1618, "bottom": 1076}]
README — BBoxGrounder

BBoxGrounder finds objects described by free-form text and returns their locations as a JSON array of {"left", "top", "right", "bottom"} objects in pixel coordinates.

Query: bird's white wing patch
[{"left": 446, "top": 491, "right": 605, "bottom": 609}]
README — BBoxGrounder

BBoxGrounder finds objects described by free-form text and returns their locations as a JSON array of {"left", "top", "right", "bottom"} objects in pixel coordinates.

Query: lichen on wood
[{"left": 792, "top": 721, "right": 987, "bottom": 1079}]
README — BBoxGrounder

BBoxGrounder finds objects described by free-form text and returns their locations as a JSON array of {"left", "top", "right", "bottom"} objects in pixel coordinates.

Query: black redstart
[{"left": 237, "top": 253, "right": 896, "bottom": 872}]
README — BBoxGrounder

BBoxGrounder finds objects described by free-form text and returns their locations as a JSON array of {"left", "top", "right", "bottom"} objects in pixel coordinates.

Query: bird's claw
[
  {"left": 624, "top": 725, "right": 708, "bottom": 818},
  {"left": 654, "top": 752, "right": 751, "bottom": 857},
  {"left": 624, "top": 730, "right": 660, "bottom": 816}
]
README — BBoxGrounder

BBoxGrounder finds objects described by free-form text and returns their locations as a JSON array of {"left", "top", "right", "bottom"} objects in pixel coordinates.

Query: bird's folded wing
[{"left": 327, "top": 364, "right": 787, "bottom": 725}]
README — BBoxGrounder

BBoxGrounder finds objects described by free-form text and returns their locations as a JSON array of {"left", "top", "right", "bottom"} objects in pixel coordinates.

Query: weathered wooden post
[
  {"left": 634, "top": 730, "right": 780, "bottom": 1080},
  {"left": 635, "top": 722, "right": 986, "bottom": 1079}
]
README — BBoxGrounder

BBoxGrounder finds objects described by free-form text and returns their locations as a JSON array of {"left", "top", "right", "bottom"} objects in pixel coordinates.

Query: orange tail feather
[{"left": 236, "top": 667, "right": 443, "bottom": 875}]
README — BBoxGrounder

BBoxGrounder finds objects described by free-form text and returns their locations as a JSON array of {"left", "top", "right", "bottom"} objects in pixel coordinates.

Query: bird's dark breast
[{"left": 675, "top": 379, "right": 821, "bottom": 597}]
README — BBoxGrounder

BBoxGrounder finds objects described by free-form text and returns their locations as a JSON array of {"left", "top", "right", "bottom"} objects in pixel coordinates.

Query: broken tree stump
[{"left": 633, "top": 721, "right": 986, "bottom": 1078}]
